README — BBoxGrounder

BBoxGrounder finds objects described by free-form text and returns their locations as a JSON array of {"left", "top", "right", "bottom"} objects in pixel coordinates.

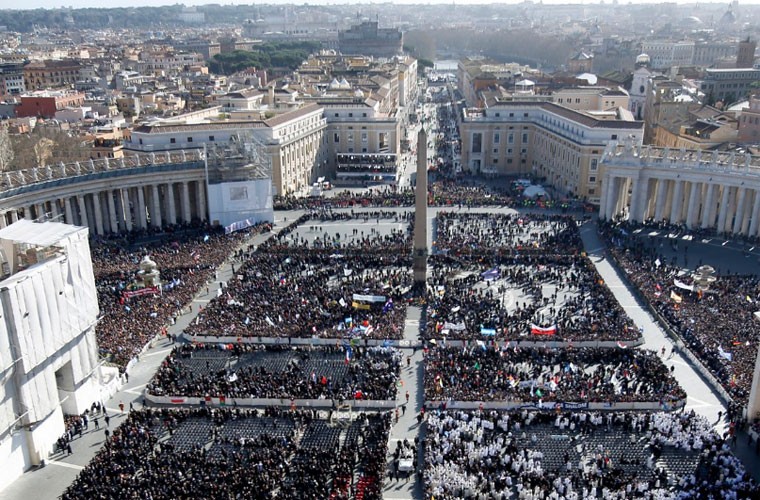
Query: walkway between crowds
[
  {"left": 579, "top": 220, "right": 727, "bottom": 431},
  {"left": 383, "top": 305, "right": 425, "bottom": 500}
]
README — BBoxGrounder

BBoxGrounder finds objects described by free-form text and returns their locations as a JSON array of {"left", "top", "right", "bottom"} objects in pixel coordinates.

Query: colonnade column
[
  {"left": 91, "top": 192, "right": 104, "bottom": 235},
  {"left": 685, "top": 181, "right": 700, "bottom": 229},
  {"left": 77, "top": 195, "right": 88, "bottom": 228},
  {"left": 121, "top": 188, "right": 133, "bottom": 232},
  {"left": 653, "top": 179, "right": 668, "bottom": 221},
  {"left": 151, "top": 184, "right": 162, "bottom": 228},
  {"left": 196, "top": 181, "right": 207, "bottom": 222},
  {"left": 733, "top": 187, "right": 748, "bottom": 235},
  {"left": 166, "top": 183, "right": 177, "bottom": 226},
  {"left": 701, "top": 184, "right": 716, "bottom": 229},
  {"left": 748, "top": 190, "right": 760, "bottom": 237},
  {"left": 107, "top": 190, "right": 119, "bottom": 234},
  {"left": 181, "top": 182, "right": 191, "bottom": 223},
  {"left": 64, "top": 197, "right": 74, "bottom": 225},
  {"left": 717, "top": 186, "right": 731, "bottom": 235},
  {"left": 669, "top": 180, "right": 684, "bottom": 224},
  {"left": 136, "top": 187, "right": 148, "bottom": 230}
]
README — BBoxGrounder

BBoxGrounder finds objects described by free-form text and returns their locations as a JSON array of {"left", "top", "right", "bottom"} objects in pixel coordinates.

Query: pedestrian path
[
  {"left": 578, "top": 220, "right": 727, "bottom": 432},
  {"left": 383, "top": 305, "right": 424, "bottom": 500}
]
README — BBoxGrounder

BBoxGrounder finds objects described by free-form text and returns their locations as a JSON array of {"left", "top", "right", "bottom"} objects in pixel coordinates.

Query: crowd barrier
[
  {"left": 425, "top": 398, "right": 687, "bottom": 412},
  {"left": 144, "top": 393, "right": 397, "bottom": 410}
]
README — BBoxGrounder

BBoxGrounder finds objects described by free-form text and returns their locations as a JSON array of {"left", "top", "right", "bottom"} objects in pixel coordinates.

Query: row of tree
[
  {"left": 207, "top": 42, "right": 321, "bottom": 76},
  {"left": 0, "top": 126, "right": 90, "bottom": 172}
]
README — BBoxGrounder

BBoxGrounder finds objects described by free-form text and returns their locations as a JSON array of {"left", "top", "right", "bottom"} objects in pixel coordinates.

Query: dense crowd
[
  {"left": 424, "top": 346, "right": 685, "bottom": 404},
  {"left": 425, "top": 409, "right": 758, "bottom": 499},
  {"left": 184, "top": 214, "right": 412, "bottom": 339},
  {"left": 600, "top": 221, "right": 760, "bottom": 405},
  {"left": 435, "top": 212, "right": 582, "bottom": 255},
  {"left": 147, "top": 343, "right": 401, "bottom": 401},
  {"left": 92, "top": 223, "right": 266, "bottom": 367},
  {"left": 425, "top": 256, "right": 639, "bottom": 342},
  {"left": 62, "top": 406, "right": 391, "bottom": 500}
]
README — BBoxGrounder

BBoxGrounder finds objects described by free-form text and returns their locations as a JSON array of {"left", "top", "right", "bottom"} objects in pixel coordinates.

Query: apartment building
[
  {"left": 23, "top": 59, "right": 82, "bottom": 90},
  {"left": 460, "top": 101, "right": 643, "bottom": 203},
  {"left": 700, "top": 68, "right": 760, "bottom": 103}
]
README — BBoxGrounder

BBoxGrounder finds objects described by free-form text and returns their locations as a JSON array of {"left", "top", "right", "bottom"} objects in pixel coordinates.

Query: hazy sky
[{"left": 3, "top": 0, "right": 753, "bottom": 10}]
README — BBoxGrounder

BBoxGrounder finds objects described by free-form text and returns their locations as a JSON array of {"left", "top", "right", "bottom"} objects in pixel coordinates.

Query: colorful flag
[
  {"left": 530, "top": 324, "right": 557, "bottom": 335},
  {"left": 718, "top": 345, "right": 732, "bottom": 362}
]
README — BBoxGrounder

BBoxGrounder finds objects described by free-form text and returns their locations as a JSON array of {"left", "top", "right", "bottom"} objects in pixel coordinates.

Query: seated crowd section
[
  {"left": 147, "top": 343, "right": 401, "bottom": 401},
  {"left": 424, "top": 346, "right": 685, "bottom": 405},
  {"left": 426, "top": 213, "right": 639, "bottom": 342},
  {"left": 183, "top": 212, "right": 412, "bottom": 340},
  {"left": 425, "top": 409, "right": 757, "bottom": 499},
  {"left": 599, "top": 220, "right": 759, "bottom": 407},
  {"left": 61, "top": 407, "right": 391, "bottom": 500}
]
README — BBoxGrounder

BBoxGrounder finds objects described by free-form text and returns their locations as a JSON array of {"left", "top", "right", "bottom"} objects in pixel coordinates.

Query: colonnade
[
  {"left": 601, "top": 174, "right": 760, "bottom": 237},
  {"left": 0, "top": 180, "right": 208, "bottom": 236}
]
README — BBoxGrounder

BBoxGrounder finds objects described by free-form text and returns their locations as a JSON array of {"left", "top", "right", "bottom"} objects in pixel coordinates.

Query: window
[
  {"left": 170, "top": 138, "right": 176, "bottom": 144},
  {"left": 494, "top": 132, "right": 500, "bottom": 144},
  {"left": 576, "top": 98, "right": 580, "bottom": 103},
  {"left": 522, "top": 133, "right": 528, "bottom": 142},
  {"left": 334, "top": 113, "right": 339, "bottom": 117},
  {"left": 589, "top": 176, "right": 596, "bottom": 183},
  {"left": 507, "top": 148, "right": 513, "bottom": 154},
  {"left": 611, "top": 134, "right": 617, "bottom": 140},
  {"left": 334, "top": 133, "right": 340, "bottom": 143},
  {"left": 209, "top": 135, "right": 215, "bottom": 141},
  {"left": 509, "top": 113, "right": 514, "bottom": 117},
  {"left": 362, "top": 147, "right": 368, "bottom": 153},
  {"left": 523, "top": 113, "right": 528, "bottom": 117},
  {"left": 508, "top": 133, "right": 514, "bottom": 144},
  {"left": 493, "top": 158, "right": 498, "bottom": 164},
  {"left": 588, "top": 188, "right": 595, "bottom": 195},
  {"left": 493, "top": 148, "right": 499, "bottom": 154},
  {"left": 348, "top": 113, "right": 353, "bottom": 117},
  {"left": 362, "top": 112, "right": 367, "bottom": 117},
  {"left": 521, "top": 148, "right": 527, "bottom": 154},
  {"left": 187, "top": 137, "right": 193, "bottom": 142},
  {"left": 471, "top": 133, "right": 482, "bottom": 153},
  {"left": 495, "top": 112, "right": 500, "bottom": 117},
  {"left": 590, "top": 159, "right": 598, "bottom": 170},
  {"left": 507, "top": 159, "right": 513, "bottom": 164}
]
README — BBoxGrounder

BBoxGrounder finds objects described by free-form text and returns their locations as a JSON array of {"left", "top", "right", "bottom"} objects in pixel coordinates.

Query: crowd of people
[
  {"left": 599, "top": 221, "right": 760, "bottom": 405},
  {"left": 424, "top": 409, "right": 758, "bottom": 499},
  {"left": 183, "top": 214, "right": 412, "bottom": 340},
  {"left": 424, "top": 346, "right": 685, "bottom": 404},
  {"left": 61, "top": 406, "right": 391, "bottom": 500},
  {"left": 92, "top": 222, "right": 267, "bottom": 367},
  {"left": 426, "top": 255, "right": 639, "bottom": 342},
  {"left": 435, "top": 212, "right": 582, "bottom": 255},
  {"left": 147, "top": 343, "right": 401, "bottom": 401}
]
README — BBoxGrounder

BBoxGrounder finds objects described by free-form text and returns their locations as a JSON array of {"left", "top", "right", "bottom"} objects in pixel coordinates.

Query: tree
[{"left": 0, "top": 127, "right": 14, "bottom": 172}]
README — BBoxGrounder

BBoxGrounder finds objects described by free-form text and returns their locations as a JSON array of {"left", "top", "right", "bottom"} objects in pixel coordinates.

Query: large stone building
[
  {"left": 127, "top": 104, "right": 328, "bottom": 196},
  {"left": 0, "top": 220, "right": 102, "bottom": 491},
  {"left": 600, "top": 142, "right": 760, "bottom": 238},
  {"left": 338, "top": 21, "right": 402, "bottom": 59},
  {"left": 460, "top": 101, "right": 643, "bottom": 203},
  {"left": 700, "top": 68, "right": 760, "bottom": 104},
  {"left": 23, "top": 59, "right": 82, "bottom": 91}
]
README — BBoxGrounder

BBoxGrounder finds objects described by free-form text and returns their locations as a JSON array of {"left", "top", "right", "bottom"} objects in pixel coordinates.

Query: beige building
[
  {"left": 126, "top": 104, "right": 327, "bottom": 196},
  {"left": 460, "top": 101, "right": 643, "bottom": 202},
  {"left": 552, "top": 87, "right": 630, "bottom": 112}
]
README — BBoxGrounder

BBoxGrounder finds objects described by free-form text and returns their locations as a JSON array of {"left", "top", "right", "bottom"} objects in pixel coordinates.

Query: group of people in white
[{"left": 424, "top": 409, "right": 757, "bottom": 499}]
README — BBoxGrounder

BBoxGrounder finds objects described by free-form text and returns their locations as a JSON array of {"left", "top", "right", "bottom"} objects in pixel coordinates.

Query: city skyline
[{"left": 3, "top": 0, "right": 759, "bottom": 11}]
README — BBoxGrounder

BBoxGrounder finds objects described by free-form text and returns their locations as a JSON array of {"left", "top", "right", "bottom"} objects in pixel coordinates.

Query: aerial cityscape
[{"left": 0, "top": 1, "right": 759, "bottom": 499}]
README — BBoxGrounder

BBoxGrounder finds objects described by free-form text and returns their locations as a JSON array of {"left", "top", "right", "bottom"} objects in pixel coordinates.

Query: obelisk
[{"left": 413, "top": 127, "right": 428, "bottom": 284}]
